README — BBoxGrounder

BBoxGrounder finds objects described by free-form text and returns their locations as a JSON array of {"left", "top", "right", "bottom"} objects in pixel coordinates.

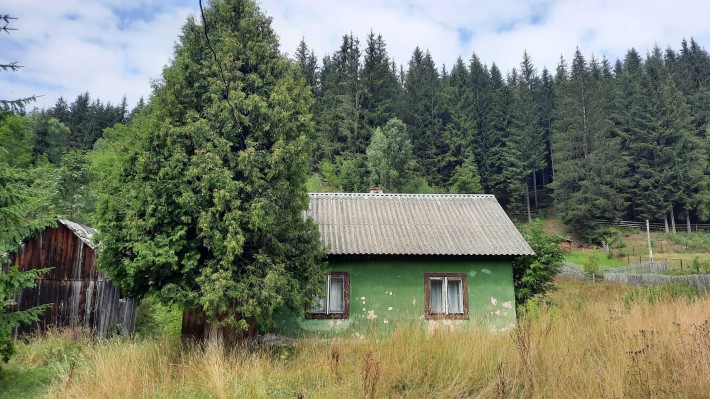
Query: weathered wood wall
[{"left": 4, "top": 223, "right": 137, "bottom": 336}]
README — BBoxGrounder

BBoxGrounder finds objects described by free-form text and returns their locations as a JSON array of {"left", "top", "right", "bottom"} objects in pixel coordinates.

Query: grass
[
  {"left": 0, "top": 364, "right": 54, "bottom": 399},
  {"left": 4, "top": 278, "right": 710, "bottom": 398},
  {"left": 564, "top": 249, "right": 627, "bottom": 268}
]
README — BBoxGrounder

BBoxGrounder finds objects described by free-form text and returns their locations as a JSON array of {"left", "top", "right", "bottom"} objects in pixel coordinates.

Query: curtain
[
  {"left": 430, "top": 279, "right": 444, "bottom": 313},
  {"left": 447, "top": 278, "right": 462, "bottom": 314},
  {"left": 329, "top": 276, "right": 344, "bottom": 313}
]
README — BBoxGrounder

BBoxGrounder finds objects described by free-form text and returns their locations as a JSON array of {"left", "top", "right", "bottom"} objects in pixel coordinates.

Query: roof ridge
[{"left": 308, "top": 192, "right": 494, "bottom": 198}]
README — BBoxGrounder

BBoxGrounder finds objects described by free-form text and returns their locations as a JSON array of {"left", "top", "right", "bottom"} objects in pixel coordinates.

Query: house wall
[
  {"left": 5, "top": 224, "right": 137, "bottom": 336},
  {"left": 270, "top": 255, "right": 517, "bottom": 337}
]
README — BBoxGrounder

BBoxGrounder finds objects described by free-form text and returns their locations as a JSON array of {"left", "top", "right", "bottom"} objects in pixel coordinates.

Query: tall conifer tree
[{"left": 96, "top": 0, "right": 326, "bottom": 333}]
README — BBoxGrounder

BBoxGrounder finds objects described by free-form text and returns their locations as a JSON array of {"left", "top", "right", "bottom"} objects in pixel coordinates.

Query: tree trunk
[
  {"left": 671, "top": 207, "right": 676, "bottom": 233},
  {"left": 525, "top": 177, "right": 532, "bottom": 223},
  {"left": 686, "top": 209, "right": 692, "bottom": 234},
  {"left": 532, "top": 171, "right": 539, "bottom": 209},
  {"left": 664, "top": 215, "right": 669, "bottom": 233}
]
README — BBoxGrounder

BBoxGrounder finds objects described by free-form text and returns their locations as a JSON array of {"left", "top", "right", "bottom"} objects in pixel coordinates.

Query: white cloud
[{"left": 2, "top": 0, "right": 710, "bottom": 111}]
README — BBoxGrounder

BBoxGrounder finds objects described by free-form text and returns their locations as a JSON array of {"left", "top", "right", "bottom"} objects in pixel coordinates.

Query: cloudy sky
[{"left": 3, "top": 0, "right": 710, "bottom": 110}]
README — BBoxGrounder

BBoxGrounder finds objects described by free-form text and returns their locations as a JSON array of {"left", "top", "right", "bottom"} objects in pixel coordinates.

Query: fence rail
[
  {"left": 603, "top": 261, "right": 668, "bottom": 274},
  {"left": 597, "top": 220, "right": 710, "bottom": 232}
]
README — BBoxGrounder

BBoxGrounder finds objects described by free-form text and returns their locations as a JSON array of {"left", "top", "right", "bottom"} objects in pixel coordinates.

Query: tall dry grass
[{"left": 43, "top": 278, "right": 710, "bottom": 399}]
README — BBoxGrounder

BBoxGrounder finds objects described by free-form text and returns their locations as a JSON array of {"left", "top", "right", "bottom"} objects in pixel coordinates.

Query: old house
[
  {"left": 271, "top": 193, "right": 534, "bottom": 336},
  {"left": 5, "top": 219, "right": 136, "bottom": 336}
]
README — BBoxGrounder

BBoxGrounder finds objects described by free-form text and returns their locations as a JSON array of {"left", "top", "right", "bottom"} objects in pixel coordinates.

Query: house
[
  {"left": 4, "top": 219, "right": 137, "bottom": 336},
  {"left": 270, "top": 193, "right": 534, "bottom": 337}
]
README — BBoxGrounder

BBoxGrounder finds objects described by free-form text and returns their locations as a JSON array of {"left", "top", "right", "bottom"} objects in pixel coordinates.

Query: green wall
[{"left": 270, "top": 255, "right": 517, "bottom": 337}]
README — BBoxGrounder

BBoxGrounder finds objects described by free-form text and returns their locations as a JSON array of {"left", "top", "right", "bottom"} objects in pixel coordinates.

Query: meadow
[{"left": 1, "top": 277, "right": 709, "bottom": 399}]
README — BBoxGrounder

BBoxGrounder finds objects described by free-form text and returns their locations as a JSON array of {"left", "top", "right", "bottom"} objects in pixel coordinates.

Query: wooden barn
[{"left": 4, "top": 219, "right": 137, "bottom": 336}]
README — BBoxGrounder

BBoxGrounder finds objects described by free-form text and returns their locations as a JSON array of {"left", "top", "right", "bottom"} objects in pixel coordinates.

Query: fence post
[
  {"left": 627, "top": 256, "right": 630, "bottom": 265},
  {"left": 639, "top": 256, "right": 642, "bottom": 264},
  {"left": 680, "top": 259, "right": 683, "bottom": 271}
]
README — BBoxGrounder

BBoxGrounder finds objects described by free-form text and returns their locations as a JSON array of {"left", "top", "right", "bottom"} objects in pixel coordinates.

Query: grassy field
[
  {"left": 2, "top": 277, "right": 710, "bottom": 398},
  {"left": 553, "top": 221, "right": 710, "bottom": 274}
]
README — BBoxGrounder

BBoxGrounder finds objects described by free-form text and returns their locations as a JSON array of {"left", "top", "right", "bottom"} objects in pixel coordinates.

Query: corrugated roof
[
  {"left": 58, "top": 218, "right": 97, "bottom": 249},
  {"left": 307, "top": 193, "right": 534, "bottom": 256}
]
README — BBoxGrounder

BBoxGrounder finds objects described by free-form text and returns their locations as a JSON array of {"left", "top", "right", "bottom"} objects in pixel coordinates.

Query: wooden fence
[
  {"left": 597, "top": 219, "right": 710, "bottom": 232},
  {"left": 603, "top": 261, "right": 668, "bottom": 274},
  {"left": 603, "top": 272, "right": 710, "bottom": 291}
]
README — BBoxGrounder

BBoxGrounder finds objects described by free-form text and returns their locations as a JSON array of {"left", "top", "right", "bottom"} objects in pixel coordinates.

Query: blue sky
[{"left": 3, "top": 0, "right": 710, "bottom": 110}]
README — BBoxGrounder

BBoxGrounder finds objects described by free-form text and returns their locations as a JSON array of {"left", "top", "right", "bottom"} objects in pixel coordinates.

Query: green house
[{"left": 271, "top": 193, "right": 534, "bottom": 337}]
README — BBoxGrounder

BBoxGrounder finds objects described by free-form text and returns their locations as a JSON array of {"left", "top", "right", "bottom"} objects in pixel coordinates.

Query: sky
[{"left": 3, "top": 0, "right": 710, "bottom": 111}]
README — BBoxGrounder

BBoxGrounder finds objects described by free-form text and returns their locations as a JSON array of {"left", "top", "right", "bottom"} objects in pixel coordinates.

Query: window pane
[
  {"left": 430, "top": 278, "right": 444, "bottom": 314},
  {"left": 447, "top": 278, "right": 463, "bottom": 314},
  {"left": 312, "top": 279, "right": 328, "bottom": 313},
  {"left": 329, "top": 276, "right": 344, "bottom": 313},
  {"left": 312, "top": 295, "right": 327, "bottom": 313}
]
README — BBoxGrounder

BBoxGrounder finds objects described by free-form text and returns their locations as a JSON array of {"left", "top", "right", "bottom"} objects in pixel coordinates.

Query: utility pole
[{"left": 646, "top": 220, "right": 653, "bottom": 262}]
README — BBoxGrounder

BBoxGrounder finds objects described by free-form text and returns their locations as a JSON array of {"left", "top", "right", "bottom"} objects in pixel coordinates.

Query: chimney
[{"left": 369, "top": 186, "right": 384, "bottom": 194}]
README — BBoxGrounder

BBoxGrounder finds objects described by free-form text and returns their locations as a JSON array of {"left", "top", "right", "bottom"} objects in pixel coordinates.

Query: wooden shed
[{"left": 4, "top": 219, "right": 137, "bottom": 336}]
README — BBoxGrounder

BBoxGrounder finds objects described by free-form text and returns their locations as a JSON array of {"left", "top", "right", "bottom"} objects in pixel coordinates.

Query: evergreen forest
[{"left": 3, "top": 33, "right": 710, "bottom": 241}]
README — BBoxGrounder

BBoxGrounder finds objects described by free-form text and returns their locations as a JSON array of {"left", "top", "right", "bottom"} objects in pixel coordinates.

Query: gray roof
[
  {"left": 58, "top": 218, "right": 97, "bottom": 249},
  {"left": 307, "top": 193, "right": 534, "bottom": 256}
]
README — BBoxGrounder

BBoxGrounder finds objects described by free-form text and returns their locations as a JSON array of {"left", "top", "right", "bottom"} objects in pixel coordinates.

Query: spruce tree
[
  {"left": 362, "top": 32, "right": 400, "bottom": 131},
  {"left": 96, "top": 0, "right": 326, "bottom": 334},
  {"left": 402, "top": 48, "right": 444, "bottom": 185},
  {"left": 550, "top": 50, "right": 627, "bottom": 238}
]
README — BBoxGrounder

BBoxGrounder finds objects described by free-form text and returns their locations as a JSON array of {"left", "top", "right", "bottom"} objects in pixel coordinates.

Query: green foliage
[
  {"left": 365, "top": 118, "right": 415, "bottom": 191},
  {"left": 1, "top": 266, "right": 50, "bottom": 365},
  {"left": 690, "top": 256, "right": 710, "bottom": 274},
  {"left": 582, "top": 254, "right": 601, "bottom": 275},
  {"left": 512, "top": 220, "right": 565, "bottom": 305},
  {"left": 51, "top": 151, "right": 96, "bottom": 224},
  {"left": 563, "top": 250, "right": 627, "bottom": 268},
  {"left": 338, "top": 154, "right": 368, "bottom": 193},
  {"left": 0, "top": 116, "right": 33, "bottom": 168},
  {"left": 550, "top": 51, "right": 628, "bottom": 238},
  {"left": 96, "top": 0, "right": 327, "bottom": 330},
  {"left": 666, "top": 232, "right": 710, "bottom": 252},
  {"left": 28, "top": 113, "right": 70, "bottom": 164},
  {"left": 134, "top": 297, "right": 182, "bottom": 339},
  {"left": 448, "top": 158, "right": 483, "bottom": 194},
  {"left": 400, "top": 175, "right": 442, "bottom": 194}
]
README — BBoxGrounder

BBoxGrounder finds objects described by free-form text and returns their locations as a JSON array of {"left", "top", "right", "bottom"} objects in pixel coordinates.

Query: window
[
  {"left": 424, "top": 273, "right": 468, "bottom": 319},
  {"left": 307, "top": 272, "right": 350, "bottom": 319}
]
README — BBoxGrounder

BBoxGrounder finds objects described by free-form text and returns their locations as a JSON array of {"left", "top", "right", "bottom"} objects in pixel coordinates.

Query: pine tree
[{"left": 96, "top": 0, "right": 326, "bottom": 335}]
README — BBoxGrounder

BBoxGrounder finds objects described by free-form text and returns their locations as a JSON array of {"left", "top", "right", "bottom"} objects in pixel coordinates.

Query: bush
[
  {"left": 513, "top": 220, "right": 565, "bottom": 305},
  {"left": 134, "top": 297, "right": 182, "bottom": 340},
  {"left": 583, "top": 254, "right": 600, "bottom": 275}
]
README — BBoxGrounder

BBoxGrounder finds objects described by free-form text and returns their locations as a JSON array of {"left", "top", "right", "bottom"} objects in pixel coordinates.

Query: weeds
[{"left": 4, "top": 278, "right": 710, "bottom": 398}]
